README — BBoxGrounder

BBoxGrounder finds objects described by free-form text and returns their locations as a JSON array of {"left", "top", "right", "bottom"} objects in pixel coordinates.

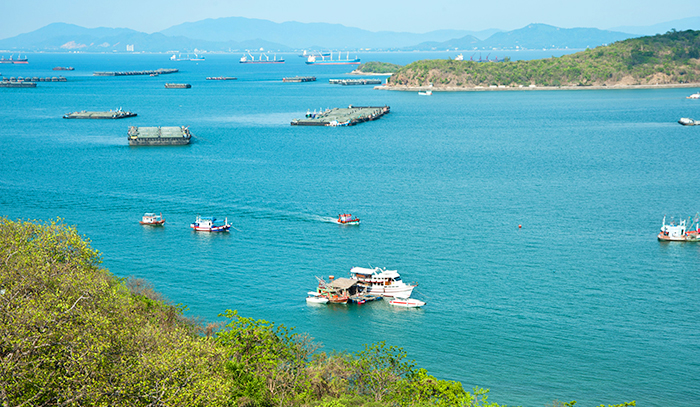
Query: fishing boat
[
  {"left": 658, "top": 215, "right": 700, "bottom": 242},
  {"left": 0, "top": 55, "right": 28, "bottom": 64},
  {"left": 190, "top": 216, "right": 231, "bottom": 232},
  {"left": 305, "top": 51, "right": 360, "bottom": 65},
  {"left": 139, "top": 212, "right": 165, "bottom": 226},
  {"left": 686, "top": 92, "right": 700, "bottom": 99},
  {"left": 306, "top": 291, "right": 329, "bottom": 304},
  {"left": 349, "top": 267, "right": 416, "bottom": 298},
  {"left": 335, "top": 213, "right": 360, "bottom": 225},
  {"left": 389, "top": 297, "right": 426, "bottom": 308},
  {"left": 239, "top": 52, "right": 285, "bottom": 64}
]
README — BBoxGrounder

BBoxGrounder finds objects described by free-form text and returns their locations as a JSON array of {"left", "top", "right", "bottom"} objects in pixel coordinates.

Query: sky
[{"left": 2, "top": 0, "right": 700, "bottom": 40}]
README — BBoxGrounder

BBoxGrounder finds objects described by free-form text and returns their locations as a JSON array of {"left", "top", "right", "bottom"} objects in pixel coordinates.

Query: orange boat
[
  {"left": 335, "top": 213, "right": 360, "bottom": 225},
  {"left": 139, "top": 213, "right": 165, "bottom": 226}
]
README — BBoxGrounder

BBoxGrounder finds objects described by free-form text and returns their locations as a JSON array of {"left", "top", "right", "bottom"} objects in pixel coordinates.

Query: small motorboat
[
  {"left": 418, "top": 90, "right": 432, "bottom": 96},
  {"left": 686, "top": 92, "right": 700, "bottom": 99},
  {"left": 679, "top": 117, "right": 699, "bottom": 126},
  {"left": 335, "top": 213, "right": 360, "bottom": 225},
  {"left": 190, "top": 216, "right": 231, "bottom": 232},
  {"left": 389, "top": 297, "right": 426, "bottom": 308},
  {"left": 306, "top": 291, "right": 329, "bottom": 304},
  {"left": 139, "top": 212, "right": 165, "bottom": 226}
]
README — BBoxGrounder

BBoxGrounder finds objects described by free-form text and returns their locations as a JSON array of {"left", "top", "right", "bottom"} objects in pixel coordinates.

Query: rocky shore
[{"left": 375, "top": 82, "right": 700, "bottom": 92}]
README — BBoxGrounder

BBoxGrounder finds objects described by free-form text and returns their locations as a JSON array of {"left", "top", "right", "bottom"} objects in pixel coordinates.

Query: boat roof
[
  {"left": 144, "top": 213, "right": 156, "bottom": 216},
  {"left": 329, "top": 277, "right": 357, "bottom": 290},
  {"left": 350, "top": 267, "right": 400, "bottom": 278}
]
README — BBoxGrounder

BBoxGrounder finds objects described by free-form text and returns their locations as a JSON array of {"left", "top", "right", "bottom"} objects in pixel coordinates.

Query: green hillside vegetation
[
  {"left": 387, "top": 30, "right": 700, "bottom": 88},
  {"left": 356, "top": 61, "right": 403, "bottom": 74}
]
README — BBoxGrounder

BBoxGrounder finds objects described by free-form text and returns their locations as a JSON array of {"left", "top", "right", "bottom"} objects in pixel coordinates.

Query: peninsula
[{"left": 380, "top": 29, "right": 700, "bottom": 91}]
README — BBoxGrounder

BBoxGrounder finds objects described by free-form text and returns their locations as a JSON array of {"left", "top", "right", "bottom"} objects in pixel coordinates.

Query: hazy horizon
[{"left": 2, "top": 0, "right": 700, "bottom": 41}]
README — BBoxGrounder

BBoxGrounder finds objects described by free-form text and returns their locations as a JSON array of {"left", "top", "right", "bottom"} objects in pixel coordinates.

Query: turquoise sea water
[{"left": 1, "top": 52, "right": 699, "bottom": 407}]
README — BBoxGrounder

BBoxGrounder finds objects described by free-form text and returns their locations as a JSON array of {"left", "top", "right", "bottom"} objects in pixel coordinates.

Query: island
[
  {"left": 380, "top": 29, "right": 700, "bottom": 91},
  {"left": 351, "top": 61, "right": 403, "bottom": 75}
]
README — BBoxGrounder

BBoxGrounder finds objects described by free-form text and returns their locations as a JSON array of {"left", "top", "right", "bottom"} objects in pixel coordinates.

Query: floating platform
[
  {"left": 2, "top": 76, "right": 66, "bottom": 82},
  {"left": 206, "top": 77, "right": 237, "bottom": 80},
  {"left": 128, "top": 126, "right": 192, "bottom": 146},
  {"left": 0, "top": 81, "right": 36, "bottom": 88},
  {"left": 283, "top": 76, "right": 316, "bottom": 83},
  {"left": 165, "top": 83, "right": 191, "bottom": 89},
  {"left": 94, "top": 68, "right": 178, "bottom": 76},
  {"left": 329, "top": 78, "right": 383, "bottom": 85},
  {"left": 291, "top": 105, "right": 390, "bottom": 127},
  {"left": 63, "top": 110, "right": 137, "bottom": 119}
]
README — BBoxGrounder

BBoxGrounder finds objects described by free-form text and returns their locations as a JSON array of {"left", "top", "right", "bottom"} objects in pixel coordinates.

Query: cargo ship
[
  {"left": 0, "top": 55, "right": 28, "bottom": 64},
  {"left": 305, "top": 51, "right": 360, "bottom": 65},
  {"left": 128, "top": 126, "right": 192, "bottom": 146},
  {"left": 239, "top": 52, "right": 285, "bottom": 64}
]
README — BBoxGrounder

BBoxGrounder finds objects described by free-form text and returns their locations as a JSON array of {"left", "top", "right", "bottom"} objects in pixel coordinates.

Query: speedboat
[
  {"left": 335, "top": 213, "right": 360, "bottom": 225},
  {"left": 686, "top": 92, "right": 700, "bottom": 99},
  {"left": 658, "top": 215, "right": 700, "bottom": 242},
  {"left": 139, "top": 212, "right": 165, "bottom": 226},
  {"left": 679, "top": 117, "right": 699, "bottom": 126},
  {"left": 190, "top": 216, "right": 231, "bottom": 232},
  {"left": 418, "top": 90, "right": 432, "bottom": 96},
  {"left": 389, "top": 297, "right": 426, "bottom": 308},
  {"left": 306, "top": 291, "right": 329, "bottom": 304},
  {"left": 349, "top": 267, "right": 416, "bottom": 298}
]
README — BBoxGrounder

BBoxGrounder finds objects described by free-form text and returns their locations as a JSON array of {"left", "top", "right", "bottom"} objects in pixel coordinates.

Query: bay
[{"left": 1, "top": 52, "right": 699, "bottom": 407}]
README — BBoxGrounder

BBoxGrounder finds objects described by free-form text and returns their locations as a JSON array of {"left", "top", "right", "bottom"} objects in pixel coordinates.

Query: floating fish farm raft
[
  {"left": 206, "top": 77, "right": 237, "bottom": 80},
  {"left": 94, "top": 68, "right": 178, "bottom": 76},
  {"left": 164, "top": 83, "right": 191, "bottom": 89},
  {"left": 63, "top": 110, "right": 137, "bottom": 119},
  {"left": 128, "top": 126, "right": 192, "bottom": 146},
  {"left": 0, "top": 81, "right": 36, "bottom": 88},
  {"left": 283, "top": 76, "right": 316, "bottom": 82},
  {"left": 329, "top": 78, "right": 383, "bottom": 85},
  {"left": 2, "top": 76, "right": 66, "bottom": 83},
  {"left": 291, "top": 105, "right": 390, "bottom": 127}
]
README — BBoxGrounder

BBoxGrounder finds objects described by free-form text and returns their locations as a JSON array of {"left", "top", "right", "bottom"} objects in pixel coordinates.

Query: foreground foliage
[
  {"left": 388, "top": 30, "right": 700, "bottom": 87},
  {"left": 0, "top": 218, "right": 635, "bottom": 407}
]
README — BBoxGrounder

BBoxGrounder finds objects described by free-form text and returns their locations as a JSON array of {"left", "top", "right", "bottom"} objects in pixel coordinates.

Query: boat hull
[
  {"left": 389, "top": 298, "right": 425, "bottom": 308},
  {"left": 658, "top": 232, "right": 700, "bottom": 242},
  {"left": 191, "top": 225, "right": 230, "bottom": 232},
  {"left": 139, "top": 220, "right": 165, "bottom": 226},
  {"left": 334, "top": 219, "right": 360, "bottom": 225},
  {"left": 362, "top": 285, "right": 415, "bottom": 298}
]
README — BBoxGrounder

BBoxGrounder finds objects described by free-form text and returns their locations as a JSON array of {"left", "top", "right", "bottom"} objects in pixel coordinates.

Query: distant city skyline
[{"left": 2, "top": 0, "right": 700, "bottom": 40}]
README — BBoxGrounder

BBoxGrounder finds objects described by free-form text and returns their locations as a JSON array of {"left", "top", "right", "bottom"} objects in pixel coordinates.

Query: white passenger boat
[
  {"left": 389, "top": 297, "right": 426, "bottom": 308},
  {"left": 190, "top": 216, "right": 231, "bottom": 232},
  {"left": 658, "top": 216, "right": 700, "bottom": 242},
  {"left": 349, "top": 267, "right": 416, "bottom": 298},
  {"left": 306, "top": 291, "right": 329, "bottom": 304},
  {"left": 686, "top": 92, "right": 700, "bottom": 99}
]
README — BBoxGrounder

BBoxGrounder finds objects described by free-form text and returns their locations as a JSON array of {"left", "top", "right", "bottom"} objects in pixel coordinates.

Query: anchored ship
[
  {"left": 305, "top": 51, "right": 360, "bottom": 65},
  {"left": 0, "top": 55, "right": 28, "bottom": 64},
  {"left": 239, "top": 52, "right": 285, "bottom": 64}
]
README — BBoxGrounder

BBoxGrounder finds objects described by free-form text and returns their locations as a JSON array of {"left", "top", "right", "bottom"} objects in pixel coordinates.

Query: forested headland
[
  {"left": 0, "top": 218, "right": 636, "bottom": 407},
  {"left": 385, "top": 30, "right": 700, "bottom": 89}
]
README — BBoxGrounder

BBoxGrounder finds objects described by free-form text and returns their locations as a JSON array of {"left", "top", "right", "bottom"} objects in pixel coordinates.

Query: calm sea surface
[{"left": 1, "top": 52, "right": 699, "bottom": 407}]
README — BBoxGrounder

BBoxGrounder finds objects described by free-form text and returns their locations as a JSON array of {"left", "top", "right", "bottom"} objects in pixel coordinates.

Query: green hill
[{"left": 387, "top": 30, "right": 700, "bottom": 88}]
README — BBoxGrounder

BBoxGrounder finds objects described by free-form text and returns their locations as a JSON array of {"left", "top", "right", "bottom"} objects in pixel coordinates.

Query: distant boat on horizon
[
  {"left": 170, "top": 53, "right": 205, "bottom": 61},
  {"left": 1, "top": 54, "right": 28, "bottom": 64}
]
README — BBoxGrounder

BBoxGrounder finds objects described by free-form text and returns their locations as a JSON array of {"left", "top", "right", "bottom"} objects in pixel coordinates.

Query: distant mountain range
[{"left": 0, "top": 16, "right": 697, "bottom": 53}]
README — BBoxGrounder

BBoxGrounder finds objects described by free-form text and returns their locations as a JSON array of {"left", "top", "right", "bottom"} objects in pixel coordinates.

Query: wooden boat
[
  {"left": 139, "top": 213, "right": 165, "bottom": 226},
  {"left": 335, "top": 213, "right": 360, "bottom": 225},
  {"left": 389, "top": 297, "right": 426, "bottom": 308},
  {"left": 190, "top": 216, "right": 231, "bottom": 232}
]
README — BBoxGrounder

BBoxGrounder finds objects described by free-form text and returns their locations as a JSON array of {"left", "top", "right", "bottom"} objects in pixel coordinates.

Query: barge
[
  {"left": 128, "top": 126, "right": 192, "bottom": 146},
  {"left": 0, "top": 81, "right": 36, "bottom": 88},
  {"left": 329, "top": 78, "right": 382, "bottom": 85},
  {"left": 64, "top": 109, "right": 137, "bottom": 119},
  {"left": 291, "top": 105, "right": 390, "bottom": 127},
  {"left": 283, "top": 76, "right": 316, "bottom": 83},
  {"left": 165, "top": 83, "right": 191, "bottom": 88},
  {"left": 206, "top": 77, "right": 237, "bottom": 80},
  {"left": 53, "top": 67, "right": 74, "bottom": 71},
  {"left": 94, "top": 68, "right": 178, "bottom": 76}
]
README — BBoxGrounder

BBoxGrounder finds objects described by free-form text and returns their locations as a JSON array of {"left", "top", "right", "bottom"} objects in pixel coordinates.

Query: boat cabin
[{"left": 350, "top": 267, "right": 403, "bottom": 286}]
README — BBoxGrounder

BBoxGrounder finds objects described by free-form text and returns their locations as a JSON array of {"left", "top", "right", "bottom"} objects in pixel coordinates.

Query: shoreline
[
  {"left": 375, "top": 83, "right": 700, "bottom": 92},
  {"left": 349, "top": 70, "right": 393, "bottom": 76}
]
